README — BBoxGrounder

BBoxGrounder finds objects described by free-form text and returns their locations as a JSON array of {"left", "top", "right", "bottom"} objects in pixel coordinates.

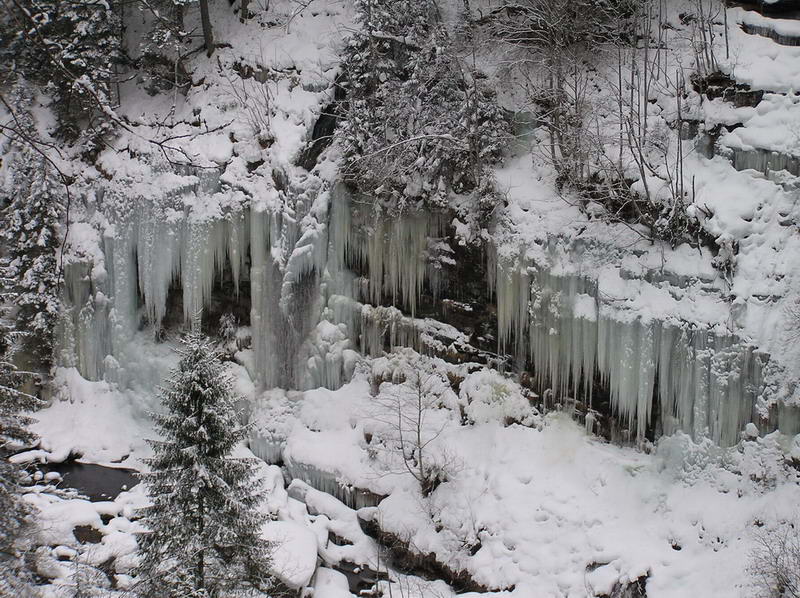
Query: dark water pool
[{"left": 42, "top": 462, "right": 139, "bottom": 502}]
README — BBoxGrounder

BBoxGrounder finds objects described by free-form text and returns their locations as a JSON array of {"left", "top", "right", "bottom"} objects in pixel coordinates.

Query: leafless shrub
[
  {"left": 749, "top": 520, "right": 800, "bottom": 598},
  {"left": 368, "top": 364, "right": 456, "bottom": 496},
  {"left": 220, "top": 69, "right": 273, "bottom": 146}
]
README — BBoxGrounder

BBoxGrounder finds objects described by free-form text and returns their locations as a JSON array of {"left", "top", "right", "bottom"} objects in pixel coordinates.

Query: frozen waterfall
[
  {"left": 58, "top": 171, "right": 782, "bottom": 447},
  {"left": 59, "top": 165, "right": 328, "bottom": 390},
  {"left": 494, "top": 255, "right": 764, "bottom": 446}
]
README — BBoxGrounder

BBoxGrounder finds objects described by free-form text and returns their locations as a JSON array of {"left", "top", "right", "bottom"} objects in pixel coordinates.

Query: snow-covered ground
[{"left": 23, "top": 352, "right": 800, "bottom": 597}]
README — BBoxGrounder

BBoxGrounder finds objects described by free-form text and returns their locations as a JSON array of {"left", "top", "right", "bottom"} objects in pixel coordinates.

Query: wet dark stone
[
  {"left": 73, "top": 525, "right": 103, "bottom": 544},
  {"left": 691, "top": 71, "right": 763, "bottom": 107},
  {"left": 357, "top": 509, "right": 494, "bottom": 593},
  {"left": 297, "top": 75, "right": 346, "bottom": 171},
  {"left": 611, "top": 574, "right": 648, "bottom": 598},
  {"left": 333, "top": 560, "right": 388, "bottom": 595},
  {"left": 741, "top": 21, "right": 800, "bottom": 45},
  {"left": 328, "top": 531, "right": 353, "bottom": 547},
  {"left": 587, "top": 563, "right": 649, "bottom": 598},
  {"left": 298, "top": 104, "right": 339, "bottom": 171},
  {"left": 727, "top": 0, "right": 800, "bottom": 16}
]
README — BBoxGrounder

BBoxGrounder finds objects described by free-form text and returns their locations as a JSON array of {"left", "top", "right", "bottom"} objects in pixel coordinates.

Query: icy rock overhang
[
  {"left": 493, "top": 241, "right": 767, "bottom": 447},
  {"left": 326, "top": 187, "right": 784, "bottom": 447},
  {"left": 327, "top": 185, "right": 451, "bottom": 318},
  {"left": 59, "top": 167, "right": 241, "bottom": 383},
  {"left": 59, "top": 163, "right": 332, "bottom": 390},
  {"left": 57, "top": 168, "right": 791, "bottom": 447}
]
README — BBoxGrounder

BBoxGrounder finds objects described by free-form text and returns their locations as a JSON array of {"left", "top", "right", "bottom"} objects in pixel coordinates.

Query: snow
[
  {"left": 20, "top": 478, "right": 148, "bottom": 591},
  {"left": 721, "top": 11, "right": 800, "bottom": 92},
  {"left": 586, "top": 563, "right": 624, "bottom": 597},
  {"left": 250, "top": 367, "right": 799, "bottom": 598},
  {"left": 719, "top": 92, "right": 800, "bottom": 158},
  {"left": 460, "top": 369, "right": 540, "bottom": 427},
  {"left": 261, "top": 520, "right": 318, "bottom": 590},
  {"left": 30, "top": 368, "right": 156, "bottom": 466},
  {"left": 313, "top": 567, "right": 352, "bottom": 598},
  {"left": 791, "top": 434, "right": 800, "bottom": 461},
  {"left": 732, "top": 7, "right": 800, "bottom": 40},
  {"left": 24, "top": 338, "right": 800, "bottom": 598}
]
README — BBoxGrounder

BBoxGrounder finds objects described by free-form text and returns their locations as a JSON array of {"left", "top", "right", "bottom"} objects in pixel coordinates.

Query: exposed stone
[
  {"left": 73, "top": 525, "right": 103, "bottom": 544},
  {"left": 741, "top": 21, "right": 800, "bottom": 45},
  {"left": 357, "top": 508, "right": 495, "bottom": 593},
  {"left": 609, "top": 574, "right": 648, "bottom": 598},
  {"left": 691, "top": 71, "right": 764, "bottom": 107}
]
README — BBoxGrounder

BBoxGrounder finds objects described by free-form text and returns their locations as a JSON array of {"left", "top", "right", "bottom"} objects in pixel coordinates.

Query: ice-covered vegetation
[{"left": 339, "top": 0, "right": 510, "bottom": 214}]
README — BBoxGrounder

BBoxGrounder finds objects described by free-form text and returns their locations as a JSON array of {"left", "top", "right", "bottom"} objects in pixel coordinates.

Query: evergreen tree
[
  {"left": 0, "top": 81, "right": 64, "bottom": 370},
  {"left": 0, "top": 279, "right": 43, "bottom": 593},
  {"left": 0, "top": 0, "right": 123, "bottom": 153},
  {"left": 135, "top": 331, "right": 273, "bottom": 598},
  {"left": 339, "top": 0, "right": 510, "bottom": 214},
  {"left": 137, "top": 0, "right": 192, "bottom": 95},
  {"left": 137, "top": 0, "right": 216, "bottom": 95}
]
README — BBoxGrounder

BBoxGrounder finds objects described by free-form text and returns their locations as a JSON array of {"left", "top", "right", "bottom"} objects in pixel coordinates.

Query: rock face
[
  {"left": 735, "top": 0, "right": 800, "bottom": 16},
  {"left": 54, "top": 0, "right": 800, "bottom": 452},
  {"left": 609, "top": 575, "right": 648, "bottom": 598},
  {"left": 691, "top": 71, "right": 764, "bottom": 107},
  {"left": 356, "top": 507, "right": 493, "bottom": 594}
]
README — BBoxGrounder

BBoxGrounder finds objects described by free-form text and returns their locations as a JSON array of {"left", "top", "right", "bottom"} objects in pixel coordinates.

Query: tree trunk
[
  {"left": 240, "top": 0, "right": 250, "bottom": 22},
  {"left": 200, "top": 0, "right": 215, "bottom": 57},
  {"left": 175, "top": 2, "right": 184, "bottom": 32}
]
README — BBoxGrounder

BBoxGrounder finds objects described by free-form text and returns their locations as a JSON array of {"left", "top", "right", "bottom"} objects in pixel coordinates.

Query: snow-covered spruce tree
[
  {"left": 0, "top": 82, "right": 64, "bottom": 369},
  {"left": 135, "top": 331, "right": 273, "bottom": 598},
  {"left": 339, "top": 0, "right": 510, "bottom": 214},
  {"left": 0, "top": 297, "right": 43, "bottom": 593},
  {"left": 0, "top": 0, "right": 123, "bottom": 154},
  {"left": 138, "top": 0, "right": 193, "bottom": 95}
]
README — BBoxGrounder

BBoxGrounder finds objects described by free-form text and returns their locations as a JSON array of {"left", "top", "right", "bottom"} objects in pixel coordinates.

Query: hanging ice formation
[
  {"left": 58, "top": 164, "right": 774, "bottom": 447},
  {"left": 493, "top": 253, "right": 765, "bottom": 446},
  {"left": 318, "top": 185, "right": 451, "bottom": 364},
  {"left": 328, "top": 188, "right": 448, "bottom": 316},
  {"left": 59, "top": 164, "right": 330, "bottom": 390}
]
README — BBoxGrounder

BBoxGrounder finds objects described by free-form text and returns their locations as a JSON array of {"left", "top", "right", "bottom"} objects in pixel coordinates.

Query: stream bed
[{"left": 40, "top": 461, "right": 139, "bottom": 501}]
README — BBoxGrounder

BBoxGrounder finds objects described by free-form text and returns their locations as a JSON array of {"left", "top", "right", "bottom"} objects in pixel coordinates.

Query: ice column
[{"left": 494, "top": 252, "right": 763, "bottom": 445}]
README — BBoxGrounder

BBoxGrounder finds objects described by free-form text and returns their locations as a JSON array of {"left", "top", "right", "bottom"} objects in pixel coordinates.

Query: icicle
[
  {"left": 585, "top": 410, "right": 596, "bottom": 435},
  {"left": 226, "top": 206, "right": 250, "bottom": 295},
  {"left": 328, "top": 183, "right": 352, "bottom": 274},
  {"left": 495, "top": 255, "right": 530, "bottom": 360},
  {"left": 343, "top": 199, "right": 446, "bottom": 317},
  {"left": 250, "top": 207, "right": 279, "bottom": 387},
  {"left": 248, "top": 436, "right": 285, "bottom": 464},
  {"left": 108, "top": 220, "right": 139, "bottom": 350},
  {"left": 181, "top": 217, "right": 229, "bottom": 326},
  {"left": 359, "top": 304, "right": 419, "bottom": 357},
  {"left": 492, "top": 246, "right": 764, "bottom": 446},
  {"left": 136, "top": 202, "right": 182, "bottom": 329},
  {"left": 283, "top": 458, "right": 382, "bottom": 510},
  {"left": 279, "top": 221, "right": 328, "bottom": 315}
]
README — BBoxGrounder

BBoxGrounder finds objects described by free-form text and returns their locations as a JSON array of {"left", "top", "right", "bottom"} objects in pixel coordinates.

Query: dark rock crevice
[{"left": 357, "top": 508, "right": 500, "bottom": 594}]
